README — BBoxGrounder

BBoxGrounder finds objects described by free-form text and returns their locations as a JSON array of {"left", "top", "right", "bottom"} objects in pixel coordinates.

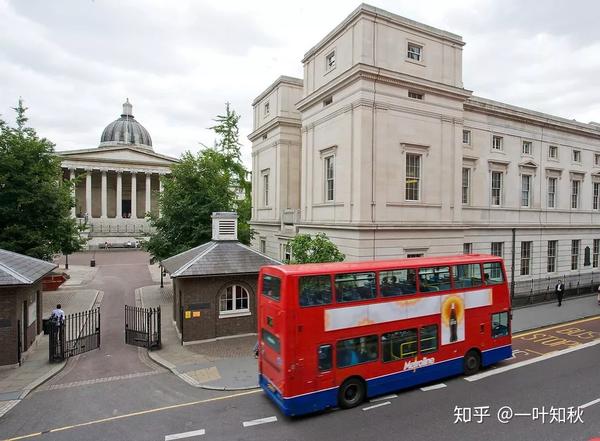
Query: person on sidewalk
[
  {"left": 253, "top": 341, "right": 259, "bottom": 358},
  {"left": 555, "top": 280, "right": 565, "bottom": 307},
  {"left": 597, "top": 284, "right": 600, "bottom": 306},
  {"left": 51, "top": 304, "right": 65, "bottom": 325}
]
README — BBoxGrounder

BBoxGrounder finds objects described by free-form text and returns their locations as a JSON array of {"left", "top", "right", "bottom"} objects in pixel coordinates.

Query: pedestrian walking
[
  {"left": 50, "top": 304, "right": 65, "bottom": 325},
  {"left": 253, "top": 340, "right": 259, "bottom": 358},
  {"left": 555, "top": 280, "right": 565, "bottom": 307},
  {"left": 597, "top": 284, "right": 600, "bottom": 306}
]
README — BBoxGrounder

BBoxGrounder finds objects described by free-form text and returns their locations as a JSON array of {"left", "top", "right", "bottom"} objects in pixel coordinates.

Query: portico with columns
[{"left": 58, "top": 100, "right": 177, "bottom": 243}]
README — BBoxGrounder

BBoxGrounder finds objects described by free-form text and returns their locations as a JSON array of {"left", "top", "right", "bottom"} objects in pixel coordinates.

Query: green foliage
[
  {"left": 0, "top": 99, "right": 84, "bottom": 260},
  {"left": 145, "top": 103, "right": 253, "bottom": 262},
  {"left": 289, "top": 232, "right": 345, "bottom": 264}
]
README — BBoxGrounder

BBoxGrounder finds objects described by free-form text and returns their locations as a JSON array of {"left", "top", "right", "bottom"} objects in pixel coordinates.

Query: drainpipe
[{"left": 510, "top": 228, "right": 516, "bottom": 300}]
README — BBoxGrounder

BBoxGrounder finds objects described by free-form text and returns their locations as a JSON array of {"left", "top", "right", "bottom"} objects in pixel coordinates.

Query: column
[
  {"left": 145, "top": 172, "right": 152, "bottom": 215},
  {"left": 116, "top": 171, "right": 122, "bottom": 219},
  {"left": 158, "top": 174, "right": 164, "bottom": 218},
  {"left": 101, "top": 170, "right": 107, "bottom": 219},
  {"left": 85, "top": 170, "right": 92, "bottom": 219},
  {"left": 69, "top": 168, "right": 76, "bottom": 218},
  {"left": 131, "top": 172, "right": 137, "bottom": 219}
]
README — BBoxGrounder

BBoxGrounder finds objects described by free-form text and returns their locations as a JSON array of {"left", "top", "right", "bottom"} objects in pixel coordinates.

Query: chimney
[{"left": 212, "top": 212, "right": 238, "bottom": 241}]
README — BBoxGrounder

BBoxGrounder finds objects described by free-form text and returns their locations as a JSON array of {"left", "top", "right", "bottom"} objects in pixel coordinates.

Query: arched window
[{"left": 219, "top": 285, "right": 250, "bottom": 317}]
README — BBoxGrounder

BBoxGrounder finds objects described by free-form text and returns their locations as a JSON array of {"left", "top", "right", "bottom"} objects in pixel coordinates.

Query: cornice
[
  {"left": 252, "top": 75, "right": 303, "bottom": 106},
  {"left": 296, "top": 63, "right": 471, "bottom": 112},
  {"left": 248, "top": 116, "right": 302, "bottom": 142}
]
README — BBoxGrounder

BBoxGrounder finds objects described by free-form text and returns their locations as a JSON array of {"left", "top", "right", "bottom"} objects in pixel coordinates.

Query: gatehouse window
[{"left": 219, "top": 285, "right": 250, "bottom": 317}]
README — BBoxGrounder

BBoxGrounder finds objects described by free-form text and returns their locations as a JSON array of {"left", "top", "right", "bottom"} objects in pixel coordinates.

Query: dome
[{"left": 99, "top": 99, "right": 153, "bottom": 149}]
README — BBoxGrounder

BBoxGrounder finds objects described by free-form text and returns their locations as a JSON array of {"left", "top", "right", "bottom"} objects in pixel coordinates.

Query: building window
[
  {"left": 594, "top": 182, "right": 600, "bottom": 210},
  {"left": 325, "top": 51, "right": 336, "bottom": 71},
  {"left": 462, "top": 168, "right": 471, "bottom": 205},
  {"left": 492, "top": 136, "right": 503, "bottom": 151},
  {"left": 573, "top": 150, "right": 581, "bottom": 163},
  {"left": 571, "top": 239, "right": 580, "bottom": 270},
  {"left": 260, "top": 238, "right": 266, "bottom": 254},
  {"left": 407, "top": 43, "right": 422, "bottom": 61},
  {"left": 463, "top": 130, "right": 471, "bottom": 145},
  {"left": 408, "top": 91, "right": 423, "bottom": 100},
  {"left": 547, "top": 177, "right": 557, "bottom": 208},
  {"left": 594, "top": 239, "right": 599, "bottom": 268},
  {"left": 522, "top": 141, "right": 532, "bottom": 155},
  {"left": 407, "top": 253, "right": 424, "bottom": 258},
  {"left": 323, "top": 96, "right": 333, "bottom": 106},
  {"left": 463, "top": 243, "right": 472, "bottom": 254},
  {"left": 324, "top": 155, "right": 335, "bottom": 202},
  {"left": 491, "top": 242, "right": 503, "bottom": 258},
  {"left": 281, "top": 243, "right": 291, "bottom": 263},
  {"left": 263, "top": 172, "right": 270, "bottom": 206},
  {"left": 264, "top": 102, "right": 270, "bottom": 116},
  {"left": 520, "top": 241, "right": 532, "bottom": 276},
  {"left": 548, "top": 145, "right": 558, "bottom": 159},
  {"left": 596, "top": 154, "right": 600, "bottom": 166},
  {"left": 547, "top": 240, "right": 557, "bottom": 273},
  {"left": 405, "top": 153, "right": 421, "bottom": 201},
  {"left": 491, "top": 171, "right": 503, "bottom": 206},
  {"left": 521, "top": 175, "right": 531, "bottom": 207},
  {"left": 219, "top": 285, "right": 250, "bottom": 317},
  {"left": 571, "top": 179, "right": 580, "bottom": 209}
]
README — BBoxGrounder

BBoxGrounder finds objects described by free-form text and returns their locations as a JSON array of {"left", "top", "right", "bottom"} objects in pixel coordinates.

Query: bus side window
[
  {"left": 318, "top": 344, "right": 332, "bottom": 371},
  {"left": 419, "top": 325, "right": 438, "bottom": 354},
  {"left": 483, "top": 262, "right": 504, "bottom": 285},
  {"left": 300, "top": 275, "right": 332, "bottom": 307},
  {"left": 452, "top": 264, "right": 483, "bottom": 289},
  {"left": 491, "top": 312, "right": 509, "bottom": 338}
]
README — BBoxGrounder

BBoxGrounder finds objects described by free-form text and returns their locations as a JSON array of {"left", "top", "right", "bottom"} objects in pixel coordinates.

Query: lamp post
[{"left": 160, "top": 263, "right": 164, "bottom": 288}]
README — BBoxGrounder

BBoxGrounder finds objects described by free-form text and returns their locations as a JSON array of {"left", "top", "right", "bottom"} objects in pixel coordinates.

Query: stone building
[
  {"left": 57, "top": 99, "right": 178, "bottom": 247},
  {"left": 162, "top": 213, "right": 280, "bottom": 343},
  {"left": 250, "top": 4, "right": 600, "bottom": 294},
  {"left": 0, "top": 249, "right": 56, "bottom": 366}
]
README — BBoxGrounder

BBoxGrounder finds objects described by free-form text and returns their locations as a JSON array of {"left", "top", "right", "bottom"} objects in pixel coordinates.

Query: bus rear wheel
[
  {"left": 338, "top": 378, "right": 365, "bottom": 409},
  {"left": 463, "top": 350, "right": 481, "bottom": 375}
]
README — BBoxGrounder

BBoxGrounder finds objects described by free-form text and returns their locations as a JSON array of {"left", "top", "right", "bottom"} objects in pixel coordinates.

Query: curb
[{"left": 513, "top": 292, "right": 597, "bottom": 310}]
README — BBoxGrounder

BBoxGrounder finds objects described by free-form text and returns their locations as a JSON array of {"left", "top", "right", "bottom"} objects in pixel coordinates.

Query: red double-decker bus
[{"left": 257, "top": 254, "right": 512, "bottom": 416}]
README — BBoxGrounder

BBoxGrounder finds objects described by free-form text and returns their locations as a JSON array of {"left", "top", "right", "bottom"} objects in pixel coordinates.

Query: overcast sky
[{"left": 1, "top": 0, "right": 599, "bottom": 166}]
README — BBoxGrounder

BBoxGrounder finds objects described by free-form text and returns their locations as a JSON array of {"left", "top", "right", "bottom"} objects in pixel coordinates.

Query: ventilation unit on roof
[{"left": 211, "top": 212, "right": 238, "bottom": 241}]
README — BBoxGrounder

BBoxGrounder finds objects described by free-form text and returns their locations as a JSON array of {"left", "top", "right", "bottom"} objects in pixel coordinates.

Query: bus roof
[{"left": 261, "top": 254, "right": 503, "bottom": 276}]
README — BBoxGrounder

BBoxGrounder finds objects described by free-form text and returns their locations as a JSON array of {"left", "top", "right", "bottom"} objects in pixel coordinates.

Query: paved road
[{"left": 2, "top": 319, "right": 599, "bottom": 440}]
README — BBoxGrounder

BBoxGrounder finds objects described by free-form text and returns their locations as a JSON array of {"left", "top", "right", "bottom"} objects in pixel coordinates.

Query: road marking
[
  {"left": 523, "top": 348, "right": 545, "bottom": 356},
  {"left": 242, "top": 416, "right": 277, "bottom": 427},
  {"left": 2, "top": 389, "right": 261, "bottom": 441},
  {"left": 362, "top": 401, "right": 391, "bottom": 411},
  {"left": 514, "top": 316, "right": 600, "bottom": 338},
  {"left": 465, "top": 339, "right": 600, "bottom": 382},
  {"left": 165, "top": 429, "right": 206, "bottom": 440},
  {"left": 370, "top": 394, "right": 397, "bottom": 402},
  {"left": 580, "top": 398, "right": 600, "bottom": 409},
  {"left": 39, "top": 370, "right": 160, "bottom": 391},
  {"left": 421, "top": 383, "right": 447, "bottom": 391}
]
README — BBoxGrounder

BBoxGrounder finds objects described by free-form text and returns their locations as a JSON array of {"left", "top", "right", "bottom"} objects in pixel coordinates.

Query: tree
[
  {"left": 289, "top": 233, "right": 345, "bottom": 264},
  {"left": 0, "top": 99, "right": 84, "bottom": 260},
  {"left": 145, "top": 103, "right": 253, "bottom": 262}
]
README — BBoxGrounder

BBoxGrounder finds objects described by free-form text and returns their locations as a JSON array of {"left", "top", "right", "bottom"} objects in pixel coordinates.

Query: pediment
[{"left": 58, "top": 147, "right": 178, "bottom": 168}]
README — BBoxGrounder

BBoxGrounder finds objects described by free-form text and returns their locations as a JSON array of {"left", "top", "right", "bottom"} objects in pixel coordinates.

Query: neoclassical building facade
[
  {"left": 250, "top": 4, "right": 600, "bottom": 291},
  {"left": 58, "top": 100, "right": 178, "bottom": 243}
]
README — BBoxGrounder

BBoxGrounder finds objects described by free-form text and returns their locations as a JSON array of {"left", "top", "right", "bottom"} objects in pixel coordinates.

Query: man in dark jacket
[{"left": 555, "top": 280, "right": 565, "bottom": 306}]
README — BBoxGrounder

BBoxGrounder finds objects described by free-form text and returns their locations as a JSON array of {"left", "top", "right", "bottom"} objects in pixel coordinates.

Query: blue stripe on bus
[{"left": 260, "top": 345, "right": 512, "bottom": 416}]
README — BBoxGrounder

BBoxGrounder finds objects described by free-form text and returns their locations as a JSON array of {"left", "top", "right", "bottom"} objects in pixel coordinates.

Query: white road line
[
  {"left": 242, "top": 416, "right": 278, "bottom": 427},
  {"left": 164, "top": 429, "right": 206, "bottom": 440},
  {"left": 363, "top": 401, "right": 391, "bottom": 411},
  {"left": 370, "top": 394, "right": 398, "bottom": 402},
  {"left": 421, "top": 383, "right": 447, "bottom": 391},
  {"left": 465, "top": 339, "right": 600, "bottom": 382},
  {"left": 580, "top": 398, "right": 600, "bottom": 409}
]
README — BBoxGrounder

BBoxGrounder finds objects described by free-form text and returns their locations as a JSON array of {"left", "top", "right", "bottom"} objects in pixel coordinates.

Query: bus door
[{"left": 316, "top": 343, "right": 335, "bottom": 389}]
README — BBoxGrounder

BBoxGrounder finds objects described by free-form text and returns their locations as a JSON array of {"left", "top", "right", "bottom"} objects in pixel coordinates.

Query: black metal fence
[
  {"left": 49, "top": 308, "right": 101, "bottom": 362},
  {"left": 512, "top": 270, "right": 600, "bottom": 307},
  {"left": 125, "top": 305, "right": 161, "bottom": 350}
]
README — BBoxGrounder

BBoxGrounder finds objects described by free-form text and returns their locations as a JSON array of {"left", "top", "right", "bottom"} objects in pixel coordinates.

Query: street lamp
[{"left": 160, "top": 263, "right": 164, "bottom": 288}]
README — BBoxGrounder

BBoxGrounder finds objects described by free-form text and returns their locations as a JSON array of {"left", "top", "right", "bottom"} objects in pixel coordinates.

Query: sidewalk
[
  {"left": 139, "top": 285, "right": 600, "bottom": 392},
  {"left": 138, "top": 285, "right": 258, "bottom": 391},
  {"left": 0, "top": 288, "right": 100, "bottom": 418},
  {"left": 512, "top": 293, "right": 600, "bottom": 333}
]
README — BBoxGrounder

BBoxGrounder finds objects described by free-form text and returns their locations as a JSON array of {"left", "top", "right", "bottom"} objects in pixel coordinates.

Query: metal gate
[
  {"left": 49, "top": 308, "right": 101, "bottom": 362},
  {"left": 125, "top": 305, "right": 161, "bottom": 350}
]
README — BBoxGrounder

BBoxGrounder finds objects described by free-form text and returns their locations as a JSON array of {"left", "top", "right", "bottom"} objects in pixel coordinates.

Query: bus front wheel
[
  {"left": 463, "top": 350, "right": 481, "bottom": 375},
  {"left": 338, "top": 378, "right": 365, "bottom": 409}
]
